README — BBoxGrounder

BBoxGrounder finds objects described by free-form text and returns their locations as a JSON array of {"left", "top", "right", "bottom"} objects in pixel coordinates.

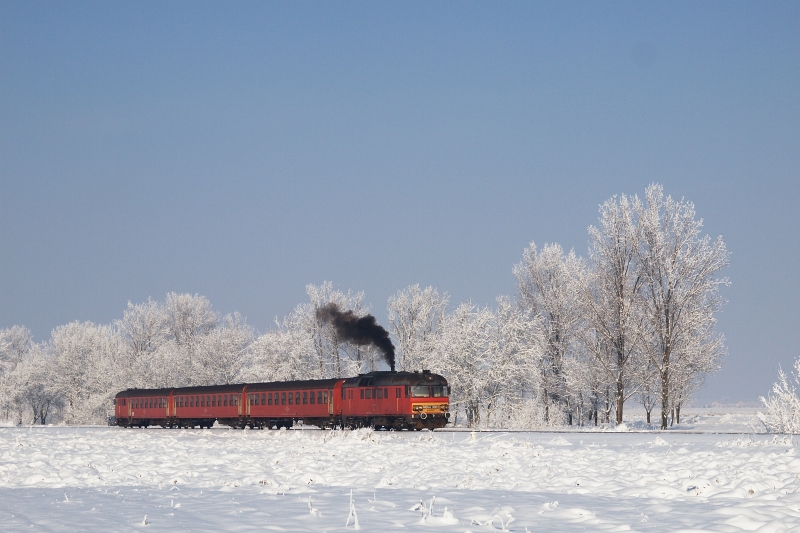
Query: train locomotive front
[{"left": 340, "top": 370, "right": 450, "bottom": 430}]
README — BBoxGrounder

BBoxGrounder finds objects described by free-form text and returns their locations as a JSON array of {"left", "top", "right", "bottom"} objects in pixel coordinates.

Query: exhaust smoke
[{"left": 315, "top": 303, "right": 396, "bottom": 372}]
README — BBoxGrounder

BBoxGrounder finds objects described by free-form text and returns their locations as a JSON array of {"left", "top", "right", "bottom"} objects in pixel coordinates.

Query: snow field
[{"left": 1, "top": 426, "right": 800, "bottom": 531}]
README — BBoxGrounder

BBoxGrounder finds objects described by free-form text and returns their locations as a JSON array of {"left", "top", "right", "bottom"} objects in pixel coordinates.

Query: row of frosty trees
[{"left": 0, "top": 185, "right": 730, "bottom": 430}]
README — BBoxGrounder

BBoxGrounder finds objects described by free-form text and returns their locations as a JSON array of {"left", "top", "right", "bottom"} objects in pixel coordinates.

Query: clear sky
[{"left": 1, "top": 2, "right": 798, "bottom": 404}]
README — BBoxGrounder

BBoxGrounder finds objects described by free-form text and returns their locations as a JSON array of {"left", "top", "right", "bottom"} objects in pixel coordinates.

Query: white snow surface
[{"left": 2, "top": 417, "right": 800, "bottom": 532}]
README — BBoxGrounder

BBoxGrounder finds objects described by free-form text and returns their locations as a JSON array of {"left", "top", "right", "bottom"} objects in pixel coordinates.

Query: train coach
[{"left": 113, "top": 370, "right": 450, "bottom": 431}]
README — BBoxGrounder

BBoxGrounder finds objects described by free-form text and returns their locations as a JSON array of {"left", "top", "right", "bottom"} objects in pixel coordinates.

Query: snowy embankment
[{"left": 1, "top": 423, "right": 799, "bottom": 532}]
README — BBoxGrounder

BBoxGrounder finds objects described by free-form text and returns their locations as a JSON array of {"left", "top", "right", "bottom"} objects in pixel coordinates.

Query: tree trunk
[
  {"left": 616, "top": 378, "right": 624, "bottom": 425},
  {"left": 660, "top": 368, "right": 669, "bottom": 430},
  {"left": 645, "top": 409, "right": 651, "bottom": 424}
]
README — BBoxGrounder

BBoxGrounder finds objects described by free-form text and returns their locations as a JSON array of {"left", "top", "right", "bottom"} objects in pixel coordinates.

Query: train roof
[
  {"left": 114, "top": 372, "right": 448, "bottom": 398},
  {"left": 244, "top": 378, "right": 340, "bottom": 391},
  {"left": 342, "top": 370, "right": 448, "bottom": 387}
]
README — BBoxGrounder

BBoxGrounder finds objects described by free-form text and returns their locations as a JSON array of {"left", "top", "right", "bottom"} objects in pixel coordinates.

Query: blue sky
[{"left": 1, "top": 2, "right": 798, "bottom": 403}]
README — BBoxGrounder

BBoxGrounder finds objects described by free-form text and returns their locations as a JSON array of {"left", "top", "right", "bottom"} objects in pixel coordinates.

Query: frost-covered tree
[
  {"left": 387, "top": 285, "right": 448, "bottom": 372},
  {"left": 193, "top": 312, "right": 253, "bottom": 385},
  {"left": 15, "top": 344, "right": 62, "bottom": 424},
  {"left": 49, "top": 321, "right": 124, "bottom": 424},
  {"left": 116, "top": 298, "right": 169, "bottom": 388},
  {"left": 0, "top": 325, "right": 33, "bottom": 422},
  {"left": 245, "top": 314, "right": 319, "bottom": 383},
  {"left": 514, "top": 242, "right": 584, "bottom": 424},
  {"left": 164, "top": 292, "right": 218, "bottom": 385},
  {"left": 636, "top": 184, "right": 728, "bottom": 430},
  {"left": 759, "top": 358, "right": 800, "bottom": 433},
  {"left": 436, "top": 302, "right": 494, "bottom": 427},
  {"left": 485, "top": 297, "right": 545, "bottom": 428},
  {"left": 582, "top": 194, "right": 647, "bottom": 424}
]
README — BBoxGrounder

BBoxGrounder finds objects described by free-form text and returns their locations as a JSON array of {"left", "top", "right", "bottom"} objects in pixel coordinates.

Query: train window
[
  {"left": 295, "top": 392, "right": 300, "bottom": 404},
  {"left": 360, "top": 389, "right": 364, "bottom": 399},
  {"left": 207, "top": 395, "right": 211, "bottom": 406},
  {"left": 218, "top": 395, "right": 222, "bottom": 406},
  {"left": 324, "top": 391, "right": 328, "bottom": 404},
  {"left": 268, "top": 393, "right": 272, "bottom": 405},
  {"left": 405, "top": 385, "right": 411, "bottom": 398},
  {"left": 202, "top": 396, "right": 205, "bottom": 407},
  {"left": 411, "top": 386, "right": 431, "bottom": 397},
  {"left": 365, "top": 389, "right": 371, "bottom": 399},
  {"left": 385, "top": 388, "right": 389, "bottom": 398},
  {"left": 432, "top": 386, "right": 447, "bottom": 397},
  {"left": 310, "top": 391, "right": 315, "bottom": 404},
  {"left": 288, "top": 392, "right": 293, "bottom": 405},
  {"left": 377, "top": 388, "right": 382, "bottom": 399},
  {"left": 303, "top": 392, "right": 308, "bottom": 404},
  {"left": 212, "top": 396, "right": 217, "bottom": 407},
  {"left": 319, "top": 391, "right": 323, "bottom": 403},
  {"left": 396, "top": 387, "right": 401, "bottom": 398},
  {"left": 254, "top": 394, "right": 259, "bottom": 406}
]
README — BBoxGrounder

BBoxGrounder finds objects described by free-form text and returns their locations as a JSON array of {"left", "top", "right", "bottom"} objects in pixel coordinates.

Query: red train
[{"left": 113, "top": 370, "right": 450, "bottom": 430}]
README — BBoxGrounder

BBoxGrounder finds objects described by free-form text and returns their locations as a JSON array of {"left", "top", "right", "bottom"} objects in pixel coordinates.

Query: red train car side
[{"left": 113, "top": 371, "right": 449, "bottom": 430}]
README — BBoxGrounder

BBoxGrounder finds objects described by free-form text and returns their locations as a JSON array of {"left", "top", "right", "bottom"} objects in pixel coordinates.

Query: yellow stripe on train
[{"left": 411, "top": 403, "right": 449, "bottom": 412}]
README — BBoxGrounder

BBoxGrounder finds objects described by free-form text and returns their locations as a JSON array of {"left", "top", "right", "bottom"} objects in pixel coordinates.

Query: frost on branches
[
  {"left": 0, "top": 184, "right": 729, "bottom": 429},
  {"left": 759, "top": 359, "right": 800, "bottom": 433}
]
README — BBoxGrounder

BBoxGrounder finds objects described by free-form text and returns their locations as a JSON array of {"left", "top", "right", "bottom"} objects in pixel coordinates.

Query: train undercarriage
[{"left": 116, "top": 413, "right": 449, "bottom": 431}]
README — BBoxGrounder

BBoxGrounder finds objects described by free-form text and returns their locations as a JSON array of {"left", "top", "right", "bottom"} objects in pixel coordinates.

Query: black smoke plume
[{"left": 315, "top": 303, "right": 396, "bottom": 372}]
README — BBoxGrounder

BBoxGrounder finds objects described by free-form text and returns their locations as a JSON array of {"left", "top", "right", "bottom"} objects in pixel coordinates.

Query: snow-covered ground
[{"left": 2, "top": 412, "right": 799, "bottom": 532}]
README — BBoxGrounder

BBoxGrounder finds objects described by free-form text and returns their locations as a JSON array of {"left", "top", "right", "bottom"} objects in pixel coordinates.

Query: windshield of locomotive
[
  {"left": 411, "top": 385, "right": 431, "bottom": 397},
  {"left": 411, "top": 385, "right": 448, "bottom": 397}
]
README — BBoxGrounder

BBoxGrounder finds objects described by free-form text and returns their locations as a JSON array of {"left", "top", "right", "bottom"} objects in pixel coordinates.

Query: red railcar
[{"left": 113, "top": 371, "right": 450, "bottom": 430}]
